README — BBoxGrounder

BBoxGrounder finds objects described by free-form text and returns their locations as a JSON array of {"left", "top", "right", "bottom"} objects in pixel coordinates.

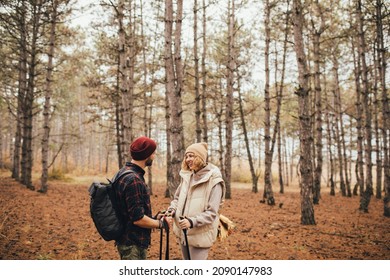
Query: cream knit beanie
[{"left": 185, "top": 142, "right": 208, "bottom": 163}]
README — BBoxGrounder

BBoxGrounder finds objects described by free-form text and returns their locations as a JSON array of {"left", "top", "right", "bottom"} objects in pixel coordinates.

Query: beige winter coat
[{"left": 170, "top": 163, "right": 225, "bottom": 248}]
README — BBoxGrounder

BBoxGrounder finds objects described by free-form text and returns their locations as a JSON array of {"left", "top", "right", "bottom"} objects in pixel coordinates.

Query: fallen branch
[{"left": 48, "top": 143, "right": 65, "bottom": 169}]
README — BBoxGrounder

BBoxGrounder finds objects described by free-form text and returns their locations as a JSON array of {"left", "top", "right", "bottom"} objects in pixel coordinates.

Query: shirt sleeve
[
  {"left": 124, "top": 175, "right": 147, "bottom": 222},
  {"left": 190, "top": 183, "right": 223, "bottom": 228}
]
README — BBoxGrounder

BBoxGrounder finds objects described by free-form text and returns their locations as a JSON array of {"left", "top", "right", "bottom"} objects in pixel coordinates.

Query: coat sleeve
[{"left": 190, "top": 183, "right": 223, "bottom": 228}]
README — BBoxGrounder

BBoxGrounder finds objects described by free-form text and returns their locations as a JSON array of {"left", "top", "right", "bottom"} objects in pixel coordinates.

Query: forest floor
[{"left": 0, "top": 169, "right": 389, "bottom": 260}]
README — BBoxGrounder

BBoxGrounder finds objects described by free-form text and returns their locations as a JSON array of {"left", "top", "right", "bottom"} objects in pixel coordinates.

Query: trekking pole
[
  {"left": 158, "top": 212, "right": 170, "bottom": 260},
  {"left": 156, "top": 211, "right": 163, "bottom": 260},
  {"left": 180, "top": 216, "right": 191, "bottom": 260},
  {"left": 159, "top": 223, "right": 163, "bottom": 260},
  {"left": 163, "top": 218, "right": 169, "bottom": 260}
]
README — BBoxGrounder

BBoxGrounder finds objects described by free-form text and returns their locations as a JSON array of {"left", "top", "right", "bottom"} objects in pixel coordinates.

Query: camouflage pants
[{"left": 117, "top": 244, "right": 148, "bottom": 260}]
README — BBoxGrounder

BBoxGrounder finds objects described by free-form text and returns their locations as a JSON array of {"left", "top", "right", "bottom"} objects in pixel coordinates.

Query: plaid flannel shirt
[{"left": 115, "top": 162, "right": 152, "bottom": 249}]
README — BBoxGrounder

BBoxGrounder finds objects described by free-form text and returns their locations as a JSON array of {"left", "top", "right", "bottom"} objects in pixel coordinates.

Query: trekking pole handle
[
  {"left": 179, "top": 216, "right": 189, "bottom": 232},
  {"left": 166, "top": 209, "right": 174, "bottom": 217},
  {"left": 179, "top": 216, "right": 191, "bottom": 260}
]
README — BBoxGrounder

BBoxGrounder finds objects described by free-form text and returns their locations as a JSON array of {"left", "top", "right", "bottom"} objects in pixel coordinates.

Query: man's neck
[{"left": 131, "top": 159, "right": 146, "bottom": 169}]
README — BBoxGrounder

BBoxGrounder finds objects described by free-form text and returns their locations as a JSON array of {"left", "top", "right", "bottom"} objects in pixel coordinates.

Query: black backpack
[{"left": 88, "top": 170, "right": 133, "bottom": 241}]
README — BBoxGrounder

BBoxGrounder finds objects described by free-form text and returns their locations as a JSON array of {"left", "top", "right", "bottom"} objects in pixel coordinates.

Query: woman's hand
[{"left": 179, "top": 217, "right": 191, "bottom": 229}]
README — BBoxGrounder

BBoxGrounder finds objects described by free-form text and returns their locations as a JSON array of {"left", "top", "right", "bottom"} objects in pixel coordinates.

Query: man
[{"left": 114, "top": 136, "right": 163, "bottom": 260}]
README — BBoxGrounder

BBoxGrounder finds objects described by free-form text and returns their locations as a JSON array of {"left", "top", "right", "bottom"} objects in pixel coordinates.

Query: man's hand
[
  {"left": 164, "top": 216, "right": 174, "bottom": 228},
  {"left": 155, "top": 211, "right": 165, "bottom": 220}
]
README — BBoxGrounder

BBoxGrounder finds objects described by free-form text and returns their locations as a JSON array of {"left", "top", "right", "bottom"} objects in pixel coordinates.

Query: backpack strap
[{"left": 110, "top": 169, "right": 134, "bottom": 185}]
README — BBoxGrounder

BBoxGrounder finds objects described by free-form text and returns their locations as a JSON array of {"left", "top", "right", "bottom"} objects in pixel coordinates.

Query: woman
[{"left": 167, "top": 142, "right": 225, "bottom": 260}]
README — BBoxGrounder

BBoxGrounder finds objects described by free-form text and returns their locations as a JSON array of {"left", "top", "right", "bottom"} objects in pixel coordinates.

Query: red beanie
[{"left": 130, "top": 136, "right": 157, "bottom": 160}]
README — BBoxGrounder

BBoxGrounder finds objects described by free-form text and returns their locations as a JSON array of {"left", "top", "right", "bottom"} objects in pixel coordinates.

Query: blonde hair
[{"left": 181, "top": 155, "right": 207, "bottom": 172}]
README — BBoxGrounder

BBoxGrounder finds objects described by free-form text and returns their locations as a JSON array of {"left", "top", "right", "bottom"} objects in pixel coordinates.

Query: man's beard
[{"left": 145, "top": 158, "right": 153, "bottom": 166}]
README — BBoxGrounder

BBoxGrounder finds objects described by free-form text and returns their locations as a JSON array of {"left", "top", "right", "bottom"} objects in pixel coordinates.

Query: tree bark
[
  {"left": 373, "top": 46, "right": 382, "bottom": 199},
  {"left": 335, "top": 56, "right": 351, "bottom": 196},
  {"left": 164, "top": 0, "right": 185, "bottom": 198},
  {"left": 40, "top": 0, "right": 58, "bottom": 193},
  {"left": 115, "top": 59, "right": 124, "bottom": 169},
  {"left": 22, "top": 0, "right": 43, "bottom": 190},
  {"left": 216, "top": 73, "right": 225, "bottom": 179},
  {"left": 224, "top": 0, "right": 235, "bottom": 199},
  {"left": 12, "top": 0, "right": 28, "bottom": 181},
  {"left": 351, "top": 31, "right": 365, "bottom": 196},
  {"left": 193, "top": 0, "right": 202, "bottom": 142},
  {"left": 375, "top": 0, "right": 390, "bottom": 217},
  {"left": 292, "top": 0, "right": 315, "bottom": 225},
  {"left": 357, "top": 0, "right": 373, "bottom": 213},
  {"left": 274, "top": 52, "right": 283, "bottom": 195},
  {"left": 262, "top": 0, "right": 275, "bottom": 205},
  {"left": 201, "top": 0, "right": 208, "bottom": 143},
  {"left": 117, "top": 0, "right": 130, "bottom": 164},
  {"left": 310, "top": 1, "right": 325, "bottom": 204},
  {"left": 280, "top": 2, "right": 291, "bottom": 190},
  {"left": 332, "top": 57, "right": 347, "bottom": 197},
  {"left": 139, "top": 0, "right": 154, "bottom": 193},
  {"left": 324, "top": 85, "right": 335, "bottom": 196},
  {"left": 0, "top": 110, "right": 2, "bottom": 168},
  {"left": 238, "top": 77, "right": 259, "bottom": 193}
]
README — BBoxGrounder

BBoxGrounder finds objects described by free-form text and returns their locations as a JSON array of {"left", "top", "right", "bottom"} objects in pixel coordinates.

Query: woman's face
[{"left": 185, "top": 152, "right": 196, "bottom": 171}]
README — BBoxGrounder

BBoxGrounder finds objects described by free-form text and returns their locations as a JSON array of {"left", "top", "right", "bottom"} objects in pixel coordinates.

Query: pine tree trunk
[
  {"left": 357, "top": 0, "right": 373, "bottom": 212},
  {"left": 40, "top": 0, "right": 58, "bottom": 193},
  {"left": 115, "top": 64, "right": 123, "bottom": 169},
  {"left": 284, "top": 135, "right": 289, "bottom": 187},
  {"left": 277, "top": 126, "right": 284, "bottom": 194},
  {"left": 336, "top": 59, "right": 351, "bottom": 197},
  {"left": 373, "top": 47, "right": 382, "bottom": 199},
  {"left": 262, "top": 0, "right": 275, "bottom": 205},
  {"left": 193, "top": 0, "right": 202, "bottom": 142},
  {"left": 312, "top": 28, "right": 323, "bottom": 204},
  {"left": 351, "top": 34, "right": 365, "bottom": 196},
  {"left": 292, "top": 0, "right": 315, "bottom": 225},
  {"left": 6, "top": 113, "right": 14, "bottom": 164},
  {"left": 273, "top": 41, "right": 284, "bottom": 195},
  {"left": 164, "top": 0, "right": 185, "bottom": 198},
  {"left": 139, "top": 0, "right": 154, "bottom": 193},
  {"left": 332, "top": 57, "right": 347, "bottom": 197},
  {"left": 140, "top": 0, "right": 149, "bottom": 138},
  {"left": 324, "top": 89, "right": 335, "bottom": 196},
  {"left": 127, "top": 0, "right": 135, "bottom": 147},
  {"left": 238, "top": 79, "right": 259, "bottom": 193},
  {"left": 117, "top": 0, "right": 129, "bottom": 164},
  {"left": 216, "top": 76, "right": 225, "bottom": 179},
  {"left": 13, "top": 0, "right": 28, "bottom": 181},
  {"left": 279, "top": 1, "right": 290, "bottom": 190},
  {"left": 0, "top": 110, "right": 3, "bottom": 168},
  {"left": 165, "top": 94, "right": 172, "bottom": 198},
  {"left": 21, "top": 55, "right": 34, "bottom": 189},
  {"left": 375, "top": 0, "right": 390, "bottom": 217},
  {"left": 201, "top": 0, "right": 208, "bottom": 143},
  {"left": 224, "top": 0, "right": 235, "bottom": 199},
  {"left": 165, "top": 0, "right": 175, "bottom": 198},
  {"left": 22, "top": 0, "right": 43, "bottom": 190},
  {"left": 290, "top": 139, "right": 295, "bottom": 185}
]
